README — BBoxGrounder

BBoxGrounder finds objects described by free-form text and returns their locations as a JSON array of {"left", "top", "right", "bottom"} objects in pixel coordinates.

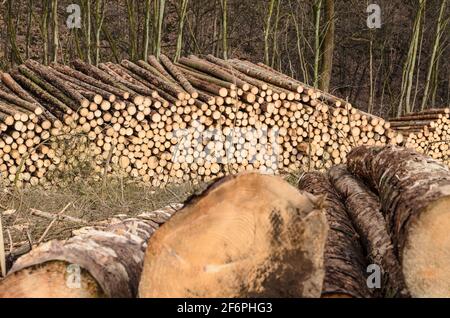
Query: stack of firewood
[
  {"left": 0, "top": 54, "right": 405, "bottom": 187},
  {"left": 390, "top": 108, "right": 450, "bottom": 165}
]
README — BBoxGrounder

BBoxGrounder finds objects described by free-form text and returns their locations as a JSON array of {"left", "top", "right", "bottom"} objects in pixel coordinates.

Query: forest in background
[{"left": 0, "top": 0, "right": 449, "bottom": 118}]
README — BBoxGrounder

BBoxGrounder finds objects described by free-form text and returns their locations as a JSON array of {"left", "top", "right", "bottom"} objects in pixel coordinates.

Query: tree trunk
[
  {"left": 319, "top": 0, "right": 334, "bottom": 92},
  {"left": 25, "top": 0, "right": 33, "bottom": 59},
  {"left": 0, "top": 204, "right": 182, "bottom": 298},
  {"left": 221, "top": 0, "right": 228, "bottom": 60},
  {"left": 174, "top": 0, "right": 189, "bottom": 63},
  {"left": 51, "top": 0, "right": 59, "bottom": 63},
  {"left": 94, "top": 0, "right": 106, "bottom": 66},
  {"left": 6, "top": 0, "right": 23, "bottom": 65},
  {"left": 298, "top": 172, "right": 373, "bottom": 298},
  {"left": 346, "top": 145, "right": 450, "bottom": 297},
  {"left": 85, "top": 0, "right": 92, "bottom": 64},
  {"left": 139, "top": 173, "right": 328, "bottom": 298},
  {"left": 154, "top": 0, "right": 166, "bottom": 59},
  {"left": 313, "top": 0, "right": 322, "bottom": 88},
  {"left": 421, "top": 0, "right": 447, "bottom": 111},
  {"left": 142, "top": 0, "right": 152, "bottom": 60},
  {"left": 264, "top": 0, "right": 276, "bottom": 66}
]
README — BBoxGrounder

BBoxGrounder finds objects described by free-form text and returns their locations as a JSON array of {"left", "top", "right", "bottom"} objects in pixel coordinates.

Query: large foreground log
[
  {"left": 0, "top": 205, "right": 181, "bottom": 298},
  {"left": 139, "top": 173, "right": 328, "bottom": 298},
  {"left": 328, "top": 165, "right": 409, "bottom": 297},
  {"left": 347, "top": 145, "right": 450, "bottom": 297},
  {"left": 298, "top": 172, "right": 372, "bottom": 298}
]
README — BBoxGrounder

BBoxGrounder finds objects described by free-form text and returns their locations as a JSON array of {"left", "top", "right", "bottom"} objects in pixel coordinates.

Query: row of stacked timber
[
  {"left": 390, "top": 108, "right": 450, "bottom": 166},
  {"left": 1, "top": 148, "right": 449, "bottom": 298},
  {"left": 0, "top": 54, "right": 405, "bottom": 188}
]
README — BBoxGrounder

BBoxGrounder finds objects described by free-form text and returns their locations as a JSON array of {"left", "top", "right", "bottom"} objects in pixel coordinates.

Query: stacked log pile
[
  {"left": 390, "top": 108, "right": 450, "bottom": 166},
  {"left": 0, "top": 55, "right": 404, "bottom": 188}
]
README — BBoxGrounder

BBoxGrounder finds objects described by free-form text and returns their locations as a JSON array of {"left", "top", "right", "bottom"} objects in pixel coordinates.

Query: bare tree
[
  {"left": 143, "top": 0, "right": 152, "bottom": 59},
  {"left": 6, "top": 0, "right": 23, "bottom": 64},
  {"left": 221, "top": 0, "right": 228, "bottom": 60},
  {"left": 51, "top": 0, "right": 59, "bottom": 63},
  {"left": 421, "top": 0, "right": 448, "bottom": 110},
  {"left": 264, "top": 0, "right": 276, "bottom": 66},
  {"left": 174, "top": 0, "right": 189, "bottom": 62},
  {"left": 94, "top": 0, "right": 106, "bottom": 65},
  {"left": 319, "top": 0, "right": 334, "bottom": 92}
]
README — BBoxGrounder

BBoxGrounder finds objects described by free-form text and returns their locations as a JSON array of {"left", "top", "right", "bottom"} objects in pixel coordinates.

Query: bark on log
[
  {"left": 0, "top": 86, "right": 43, "bottom": 115},
  {"left": 298, "top": 172, "right": 372, "bottom": 298},
  {"left": 328, "top": 165, "right": 410, "bottom": 297},
  {"left": 228, "top": 59, "right": 303, "bottom": 93},
  {"left": 25, "top": 60, "right": 89, "bottom": 109},
  {"left": 180, "top": 55, "right": 250, "bottom": 91},
  {"left": 346, "top": 145, "right": 450, "bottom": 297},
  {"left": 121, "top": 60, "right": 185, "bottom": 100},
  {"left": 1, "top": 72, "right": 37, "bottom": 104},
  {"left": 205, "top": 54, "right": 266, "bottom": 92},
  {"left": 97, "top": 64, "right": 155, "bottom": 98},
  {"left": 139, "top": 173, "right": 328, "bottom": 298},
  {"left": 147, "top": 55, "right": 178, "bottom": 83},
  {"left": 72, "top": 59, "right": 133, "bottom": 100},
  {"left": 159, "top": 54, "right": 198, "bottom": 98},
  {"left": 0, "top": 204, "right": 182, "bottom": 298},
  {"left": 12, "top": 71, "right": 70, "bottom": 117},
  {"left": 50, "top": 64, "right": 118, "bottom": 102},
  {"left": 18, "top": 65, "right": 80, "bottom": 111}
]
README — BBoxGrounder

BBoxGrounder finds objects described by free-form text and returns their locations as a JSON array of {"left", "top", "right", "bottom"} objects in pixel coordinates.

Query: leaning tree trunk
[
  {"left": 139, "top": 173, "right": 328, "bottom": 298},
  {"left": 0, "top": 204, "right": 182, "bottom": 298},
  {"left": 298, "top": 172, "right": 373, "bottom": 298},
  {"left": 328, "top": 165, "right": 410, "bottom": 298},
  {"left": 346, "top": 145, "right": 450, "bottom": 297}
]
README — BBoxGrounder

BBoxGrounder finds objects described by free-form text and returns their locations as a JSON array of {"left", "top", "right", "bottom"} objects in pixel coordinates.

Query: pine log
[
  {"left": 18, "top": 65, "right": 80, "bottom": 111},
  {"left": 72, "top": 59, "right": 134, "bottom": 100},
  {"left": 205, "top": 54, "right": 266, "bottom": 92},
  {"left": 50, "top": 64, "right": 118, "bottom": 102},
  {"left": 346, "top": 145, "right": 450, "bottom": 297},
  {"left": 159, "top": 54, "right": 198, "bottom": 98},
  {"left": 0, "top": 204, "right": 181, "bottom": 298},
  {"left": 298, "top": 172, "right": 372, "bottom": 298},
  {"left": 228, "top": 59, "right": 303, "bottom": 93},
  {"left": 180, "top": 55, "right": 250, "bottom": 91},
  {"left": 0, "top": 87, "right": 43, "bottom": 115},
  {"left": 328, "top": 165, "right": 410, "bottom": 297},
  {"left": 1, "top": 72, "right": 37, "bottom": 104},
  {"left": 25, "top": 60, "right": 89, "bottom": 109},
  {"left": 121, "top": 60, "right": 186, "bottom": 100},
  {"left": 12, "top": 71, "right": 71, "bottom": 115},
  {"left": 139, "top": 173, "right": 328, "bottom": 298},
  {"left": 147, "top": 55, "right": 178, "bottom": 83}
]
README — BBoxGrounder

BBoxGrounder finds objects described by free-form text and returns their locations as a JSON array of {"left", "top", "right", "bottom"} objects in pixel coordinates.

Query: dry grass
[
  {"left": 0, "top": 176, "right": 208, "bottom": 254},
  {"left": 0, "top": 169, "right": 302, "bottom": 274}
]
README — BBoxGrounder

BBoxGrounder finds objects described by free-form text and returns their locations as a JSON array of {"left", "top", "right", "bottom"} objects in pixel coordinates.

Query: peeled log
[
  {"left": 328, "top": 165, "right": 409, "bottom": 297},
  {"left": 298, "top": 172, "right": 372, "bottom": 298},
  {"left": 139, "top": 173, "right": 328, "bottom": 298},
  {"left": 0, "top": 204, "right": 181, "bottom": 298},
  {"left": 347, "top": 145, "right": 450, "bottom": 297}
]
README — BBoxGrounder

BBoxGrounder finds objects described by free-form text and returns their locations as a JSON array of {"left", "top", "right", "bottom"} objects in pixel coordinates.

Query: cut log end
[
  {"left": 139, "top": 173, "right": 328, "bottom": 298},
  {"left": 218, "top": 87, "right": 228, "bottom": 97},
  {"left": 403, "top": 196, "right": 450, "bottom": 298},
  {"left": 0, "top": 261, "right": 105, "bottom": 298}
]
